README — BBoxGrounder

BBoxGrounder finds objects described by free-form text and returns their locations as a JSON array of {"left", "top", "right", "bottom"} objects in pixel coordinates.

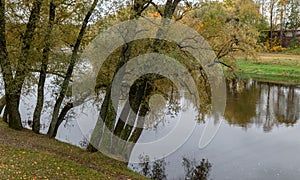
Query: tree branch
[
  {"left": 150, "top": 1, "right": 163, "bottom": 17},
  {"left": 28, "top": 68, "right": 70, "bottom": 80}
]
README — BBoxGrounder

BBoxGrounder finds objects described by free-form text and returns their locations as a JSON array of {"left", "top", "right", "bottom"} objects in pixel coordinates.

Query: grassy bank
[
  {"left": 232, "top": 53, "right": 300, "bottom": 84},
  {"left": 0, "top": 121, "right": 146, "bottom": 180},
  {"left": 283, "top": 47, "right": 300, "bottom": 55}
]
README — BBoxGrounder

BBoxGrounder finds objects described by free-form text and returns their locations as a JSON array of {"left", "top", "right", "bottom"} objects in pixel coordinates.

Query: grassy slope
[
  {"left": 234, "top": 53, "right": 300, "bottom": 84},
  {"left": 0, "top": 121, "right": 146, "bottom": 180}
]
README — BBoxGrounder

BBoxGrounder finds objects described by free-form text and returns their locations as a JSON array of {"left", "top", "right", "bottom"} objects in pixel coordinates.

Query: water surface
[
  {"left": 129, "top": 79, "right": 300, "bottom": 179},
  {"left": 2, "top": 76, "right": 300, "bottom": 179}
]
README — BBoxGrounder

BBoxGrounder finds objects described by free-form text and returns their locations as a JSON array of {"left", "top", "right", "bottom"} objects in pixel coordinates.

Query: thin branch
[
  {"left": 214, "top": 58, "right": 234, "bottom": 70},
  {"left": 150, "top": 2, "right": 163, "bottom": 17},
  {"left": 141, "top": 0, "right": 152, "bottom": 13},
  {"left": 29, "top": 68, "right": 70, "bottom": 80},
  {"left": 175, "top": 7, "right": 192, "bottom": 21}
]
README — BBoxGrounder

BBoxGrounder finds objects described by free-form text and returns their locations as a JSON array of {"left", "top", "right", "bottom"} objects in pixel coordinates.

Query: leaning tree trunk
[
  {"left": 110, "top": 80, "right": 147, "bottom": 155},
  {"left": 87, "top": 0, "right": 182, "bottom": 154},
  {"left": 87, "top": 42, "right": 134, "bottom": 152},
  {"left": 50, "top": 102, "right": 73, "bottom": 138},
  {"left": 120, "top": 0, "right": 182, "bottom": 158},
  {"left": 87, "top": 0, "right": 155, "bottom": 153},
  {"left": 32, "top": 1, "right": 56, "bottom": 134},
  {"left": 87, "top": 86, "right": 113, "bottom": 152},
  {"left": 117, "top": 79, "right": 154, "bottom": 160},
  {"left": 47, "top": 0, "right": 99, "bottom": 138}
]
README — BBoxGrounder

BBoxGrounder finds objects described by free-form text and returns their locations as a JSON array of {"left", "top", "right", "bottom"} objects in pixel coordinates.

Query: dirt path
[{"left": 258, "top": 53, "right": 300, "bottom": 61}]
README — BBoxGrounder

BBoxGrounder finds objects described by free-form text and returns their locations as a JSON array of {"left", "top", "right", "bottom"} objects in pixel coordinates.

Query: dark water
[{"left": 129, "top": 79, "right": 300, "bottom": 179}]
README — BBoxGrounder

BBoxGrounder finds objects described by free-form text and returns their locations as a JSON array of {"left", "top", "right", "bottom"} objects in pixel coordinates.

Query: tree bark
[
  {"left": 32, "top": 1, "right": 56, "bottom": 134},
  {"left": 269, "top": 0, "right": 274, "bottom": 48},
  {"left": 113, "top": 100, "right": 131, "bottom": 137},
  {"left": 163, "top": 0, "right": 181, "bottom": 19},
  {"left": 47, "top": 0, "right": 99, "bottom": 138},
  {"left": 87, "top": 0, "right": 157, "bottom": 152},
  {"left": 0, "top": 96, "right": 5, "bottom": 115},
  {"left": 0, "top": 0, "right": 42, "bottom": 130},
  {"left": 3, "top": 106, "right": 7, "bottom": 123},
  {"left": 50, "top": 102, "right": 73, "bottom": 138},
  {"left": 87, "top": 87, "right": 112, "bottom": 152},
  {"left": 279, "top": 4, "right": 286, "bottom": 47},
  {"left": 87, "top": 0, "right": 182, "bottom": 154},
  {"left": 0, "top": 0, "right": 22, "bottom": 129}
]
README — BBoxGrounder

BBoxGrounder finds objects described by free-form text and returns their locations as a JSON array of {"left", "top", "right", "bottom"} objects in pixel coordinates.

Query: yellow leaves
[
  {"left": 149, "top": 12, "right": 161, "bottom": 18},
  {"left": 0, "top": 121, "right": 142, "bottom": 179},
  {"left": 278, "top": 0, "right": 289, "bottom": 6},
  {"left": 270, "top": 45, "right": 287, "bottom": 52},
  {"left": 197, "top": 22, "right": 204, "bottom": 32}
]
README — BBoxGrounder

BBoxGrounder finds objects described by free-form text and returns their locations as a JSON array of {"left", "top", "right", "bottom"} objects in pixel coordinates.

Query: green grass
[
  {"left": 0, "top": 146, "right": 106, "bottom": 179},
  {"left": 283, "top": 47, "right": 300, "bottom": 55},
  {"left": 231, "top": 53, "right": 300, "bottom": 84},
  {"left": 0, "top": 120, "right": 146, "bottom": 180}
]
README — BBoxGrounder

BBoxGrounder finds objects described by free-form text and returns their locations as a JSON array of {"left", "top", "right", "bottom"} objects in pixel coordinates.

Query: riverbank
[
  {"left": 232, "top": 53, "right": 300, "bottom": 84},
  {"left": 0, "top": 121, "right": 145, "bottom": 179}
]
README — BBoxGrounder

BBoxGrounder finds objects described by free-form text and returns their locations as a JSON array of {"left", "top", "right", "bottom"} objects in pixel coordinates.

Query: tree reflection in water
[
  {"left": 133, "top": 155, "right": 167, "bottom": 180},
  {"left": 225, "top": 79, "right": 300, "bottom": 132},
  {"left": 133, "top": 155, "right": 212, "bottom": 180},
  {"left": 182, "top": 157, "right": 212, "bottom": 180}
]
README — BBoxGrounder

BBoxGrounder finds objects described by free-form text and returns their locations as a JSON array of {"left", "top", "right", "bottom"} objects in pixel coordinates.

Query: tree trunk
[
  {"left": 118, "top": 81, "right": 147, "bottom": 140},
  {"left": 6, "top": 94, "right": 23, "bottom": 129},
  {"left": 270, "top": 0, "right": 274, "bottom": 48},
  {"left": 87, "top": 26, "right": 137, "bottom": 151},
  {"left": 33, "top": 1, "right": 56, "bottom": 134},
  {"left": 0, "top": 96, "right": 5, "bottom": 115},
  {"left": 120, "top": 79, "right": 154, "bottom": 160},
  {"left": 87, "top": 0, "right": 156, "bottom": 152},
  {"left": 0, "top": 0, "right": 22, "bottom": 129},
  {"left": 50, "top": 102, "right": 73, "bottom": 138},
  {"left": 47, "top": 0, "right": 99, "bottom": 138},
  {"left": 163, "top": 0, "right": 181, "bottom": 19},
  {"left": 87, "top": 86, "right": 113, "bottom": 152},
  {"left": 3, "top": 106, "right": 7, "bottom": 123},
  {"left": 87, "top": 0, "right": 182, "bottom": 154},
  {"left": 0, "top": 0, "right": 42, "bottom": 130},
  {"left": 279, "top": 9, "right": 283, "bottom": 47},
  {"left": 113, "top": 101, "right": 131, "bottom": 137},
  {"left": 111, "top": 79, "right": 150, "bottom": 154}
]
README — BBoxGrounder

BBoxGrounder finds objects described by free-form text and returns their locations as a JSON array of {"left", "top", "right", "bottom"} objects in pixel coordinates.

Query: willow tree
[
  {"left": 86, "top": 0, "right": 211, "bottom": 159},
  {"left": 87, "top": 0, "right": 155, "bottom": 153}
]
